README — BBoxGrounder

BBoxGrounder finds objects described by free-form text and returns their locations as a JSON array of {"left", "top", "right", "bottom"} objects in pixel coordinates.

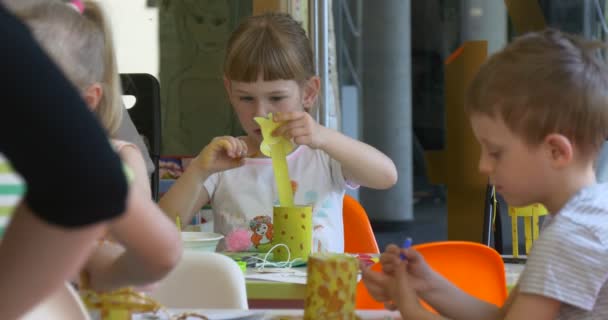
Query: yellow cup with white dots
[{"left": 272, "top": 205, "right": 312, "bottom": 262}]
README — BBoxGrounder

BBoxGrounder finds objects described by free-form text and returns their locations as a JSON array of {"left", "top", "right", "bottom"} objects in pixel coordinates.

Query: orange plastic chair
[
  {"left": 414, "top": 241, "right": 508, "bottom": 310},
  {"left": 356, "top": 241, "right": 507, "bottom": 310},
  {"left": 343, "top": 194, "right": 380, "bottom": 254}
]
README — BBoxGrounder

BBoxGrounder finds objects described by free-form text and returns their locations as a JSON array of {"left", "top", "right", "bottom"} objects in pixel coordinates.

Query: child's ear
[
  {"left": 83, "top": 83, "right": 103, "bottom": 111},
  {"left": 544, "top": 133, "right": 573, "bottom": 168},
  {"left": 301, "top": 76, "right": 320, "bottom": 111},
  {"left": 223, "top": 76, "right": 237, "bottom": 105}
]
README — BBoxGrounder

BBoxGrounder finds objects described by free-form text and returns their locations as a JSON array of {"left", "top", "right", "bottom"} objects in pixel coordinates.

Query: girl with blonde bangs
[{"left": 162, "top": 13, "right": 398, "bottom": 254}]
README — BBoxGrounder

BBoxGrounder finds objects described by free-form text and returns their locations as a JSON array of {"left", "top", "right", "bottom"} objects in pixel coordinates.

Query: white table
[
  {"left": 133, "top": 309, "right": 401, "bottom": 319},
  {"left": 505, "top": 262, "right": 525, "bottom": 289},
  {"left": 244, "top": 263, "right": 525, "bottom": 305}
]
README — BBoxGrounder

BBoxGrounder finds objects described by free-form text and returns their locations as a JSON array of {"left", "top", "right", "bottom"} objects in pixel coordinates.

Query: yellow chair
[
  {"left": 484, "top": 186, "right": 548, "bottom": 257},
  {"left": 508, "top": 204, "right": 548, "bottom": 257}
]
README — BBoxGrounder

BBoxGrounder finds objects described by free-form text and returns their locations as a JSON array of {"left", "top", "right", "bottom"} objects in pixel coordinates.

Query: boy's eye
[
  {"left": 239, "top": 96, "right": 254, "bottom": 102},
  {"left": 270, "top": 96, "right": 285, "bottom": 102}
]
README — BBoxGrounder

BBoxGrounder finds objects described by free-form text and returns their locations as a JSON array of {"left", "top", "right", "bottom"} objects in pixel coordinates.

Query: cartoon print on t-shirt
[{"left": 250, "top": 215, "right": 273, "bottom": 248}]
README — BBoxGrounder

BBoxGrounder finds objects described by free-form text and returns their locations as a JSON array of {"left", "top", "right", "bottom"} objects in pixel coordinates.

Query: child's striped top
[
  {"left": 0, "top": 143, "right": 133, "bottom": 237},
  {"left": 0, "top": 154, "right": 25, "bottom": 236}
]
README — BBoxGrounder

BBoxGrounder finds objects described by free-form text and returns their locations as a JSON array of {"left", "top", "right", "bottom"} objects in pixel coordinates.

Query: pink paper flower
[{"left": 225, "top": 229, "right": 251, "bottom": 252}]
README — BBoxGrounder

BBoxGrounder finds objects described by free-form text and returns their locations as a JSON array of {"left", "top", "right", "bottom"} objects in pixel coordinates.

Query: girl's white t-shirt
[{"left": 204, "top": 145, "right": 356, "bottom": 253}]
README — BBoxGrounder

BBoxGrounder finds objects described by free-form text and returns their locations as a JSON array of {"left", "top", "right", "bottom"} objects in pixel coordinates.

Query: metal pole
[
  {"left": 361, "top": 0, "right": 413, "bottom": 222},
  {"left": 311, "top": 0, "right": 319, "bottom": 74},
  {"left": 311, "top": 0, "right": 330, "bottom": 126},
  {"left": 310, "top": 0, "right": 319, "bottom": 121},
  {"left": 319, "top": 0, "right": 329, "bottom": 127}
]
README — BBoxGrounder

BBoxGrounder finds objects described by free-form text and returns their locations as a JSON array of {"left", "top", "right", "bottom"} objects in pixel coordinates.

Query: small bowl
[{"left": 181, "top": 231, "right": 224, "bottom": 252}]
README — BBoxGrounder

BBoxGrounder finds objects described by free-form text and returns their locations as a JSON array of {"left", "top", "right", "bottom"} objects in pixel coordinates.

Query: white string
[{"left": 243, "top": 243, "right": 304, "bottom": 273}]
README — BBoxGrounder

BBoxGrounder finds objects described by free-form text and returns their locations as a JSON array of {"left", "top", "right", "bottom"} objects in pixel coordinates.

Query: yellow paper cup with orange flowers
[
  {"left": 272, "top": 205, "right": 312, "bottom": 262},
  {"left": 304, "top": 253, "right": 358, "bottom": 320}
]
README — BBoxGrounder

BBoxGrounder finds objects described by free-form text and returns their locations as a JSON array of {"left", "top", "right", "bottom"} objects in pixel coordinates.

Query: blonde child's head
[
  {"left": 224, "top": 12, "right": 315, "bottom": 84},
  {"left": 222, "top": 12, "right": 320, "bottom": 146},
  {"left": 466, "top": 28, "right": 608, "bottom": 159},
  {"left": 19, "top": 0, "right": 123, "bottom": 136}
]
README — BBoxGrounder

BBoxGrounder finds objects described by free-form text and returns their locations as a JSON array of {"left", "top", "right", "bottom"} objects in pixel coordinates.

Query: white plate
[
  {"left": 137, "top": 310, "right": 264, "bottom": 320},
  {"left": 137, "top": 309, "right": 401, "bottom": 320},
  {"left": 181, "top": 232, "right": 224, "bottom": 252},
  {"left": 197, "top": 310, "right": 265, "bottom": 320}
]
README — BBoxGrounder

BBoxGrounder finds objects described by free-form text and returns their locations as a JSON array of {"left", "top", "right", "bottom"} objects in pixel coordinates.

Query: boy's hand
[
  {"left": 394, "top": 260, "right": 431, "bottom": 320},
  {"left": 381, "top": 245, "right": 435, "bottom": 294},
  {"left": 193, "top": 136, "right": 251, "bottom": 174},
  {"left": 360, "top": 262, "right": 395, "bottom": 304},
  {"left": 272, "top": 111, "right": 325, "bottom": 149},
  {"left": 360, "top": 259, "right": 428, "bottom": 316}
]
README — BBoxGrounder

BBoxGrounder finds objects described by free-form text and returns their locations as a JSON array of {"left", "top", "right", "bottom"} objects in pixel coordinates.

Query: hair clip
[{"left": 68, "top": 0, "right": 84, "bottom": 14}]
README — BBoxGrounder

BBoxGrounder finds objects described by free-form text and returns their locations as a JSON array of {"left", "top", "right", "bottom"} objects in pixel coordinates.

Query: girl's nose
[{"left": 253, "top": 100, "right": 267, "bottom": 117}]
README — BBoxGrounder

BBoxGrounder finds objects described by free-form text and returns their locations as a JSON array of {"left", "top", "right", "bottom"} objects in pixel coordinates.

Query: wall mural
[{"left": 159, "top": 0, "right": 251, "bottom": 155}]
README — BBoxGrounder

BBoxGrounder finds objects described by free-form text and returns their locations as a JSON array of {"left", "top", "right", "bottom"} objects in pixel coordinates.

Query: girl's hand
[
  {"left": 272, "top": 111, "right": 325, "bottom": 149},
  {"left": 381, "top": 245, "right": 436, "bottom": 294},
  {"left": 192, "top": 136, "right": 251, "bottom": 174}
]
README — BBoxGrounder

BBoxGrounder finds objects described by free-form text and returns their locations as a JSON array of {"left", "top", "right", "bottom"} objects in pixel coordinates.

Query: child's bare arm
[
  {"left": 498, "top": 286, "right": 518, "bottom": 317},
  {"left": 159, "top": 136, "right": 249, "bottom": 224},
  {"left": 158, "top": 164, "right": 210, "bottom": 226},
  {"left": 317, "top": 127, "right": 398, "bottom": 189},
  {"left": 504, "top": 291, "right": 560, "bottom": 320},
  {"left": 419, "top": 272, "right": 504, "bottom": 320},
  {"left": 0, "top": 204, "right": 106, "bottom": 319},
  {"left": 97, "top": 189, "right": 182, "bottom": 291},
  {"left": 119, "top": 145, "right": 151, "bottom": 199},
  {"left": 82, "top": 144, "right": 182, "bottom": 292},
  {"left": 273, "top": 111, "right": 398, "bottom": 189}
]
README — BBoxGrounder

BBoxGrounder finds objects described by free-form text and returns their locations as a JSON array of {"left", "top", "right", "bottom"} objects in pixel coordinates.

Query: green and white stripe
[{"left": 0, "top": 154, "right": 25, "bottom": 235}]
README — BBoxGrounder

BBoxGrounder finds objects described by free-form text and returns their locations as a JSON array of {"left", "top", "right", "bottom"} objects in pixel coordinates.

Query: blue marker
[{"left": 400, "top": 237, "right": 413, "bottom": 260}]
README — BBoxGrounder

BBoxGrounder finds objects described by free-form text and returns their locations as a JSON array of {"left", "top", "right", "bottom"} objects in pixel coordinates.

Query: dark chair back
[{"left": 120, "top": 73, "right": 161, "bottom": 201}]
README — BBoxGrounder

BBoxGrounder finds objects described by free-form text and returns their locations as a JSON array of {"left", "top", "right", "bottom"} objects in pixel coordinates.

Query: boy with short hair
[{"left": 362, "top": 28, "right": 608, "bottom": 320}]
